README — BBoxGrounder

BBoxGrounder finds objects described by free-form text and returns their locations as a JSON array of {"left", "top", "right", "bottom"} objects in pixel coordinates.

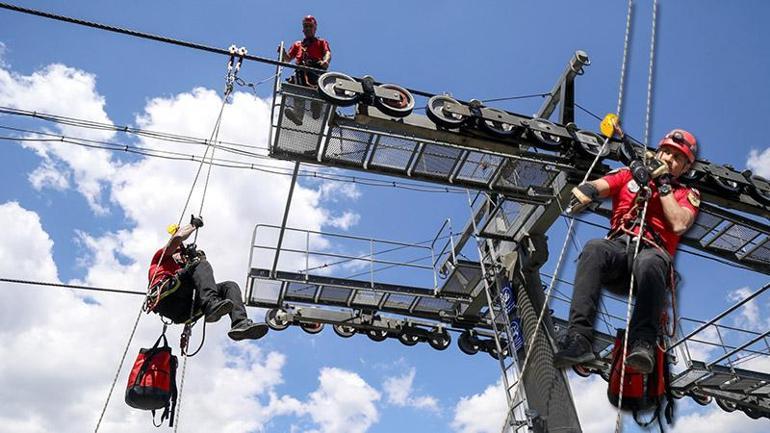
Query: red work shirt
[
  {"left": 148, "top": 247, "right": 182, "bottom": 288},
  {"left": 287, "top": 37, "right": 330, "bottom": 65},
  {"left": 603, "top": 168, "right": 700, "bottom": 256}
]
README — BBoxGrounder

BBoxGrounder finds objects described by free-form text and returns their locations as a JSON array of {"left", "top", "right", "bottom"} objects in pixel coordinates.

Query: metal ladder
[{"left": 467, "top": 192, "right": 531, "bottom": 432}]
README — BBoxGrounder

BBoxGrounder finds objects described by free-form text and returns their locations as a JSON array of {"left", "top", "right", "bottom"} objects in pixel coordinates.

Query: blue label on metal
[
  {"left": 510, "top": 318, "right": 524, "bottom": 351},
  {"left": 501, "top": 281, "right": 516, "bottom": 314}
]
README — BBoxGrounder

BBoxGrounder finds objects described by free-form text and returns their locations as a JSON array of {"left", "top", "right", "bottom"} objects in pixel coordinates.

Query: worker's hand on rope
[
  {"left": 629, "top": 159, "right": 651, "bottom": 186},
  {"left": 190, "top": 214, "right": 204, "bottom": 229},
  {"left": 567, "top": 183, "right": 599, "bottom": 214}
]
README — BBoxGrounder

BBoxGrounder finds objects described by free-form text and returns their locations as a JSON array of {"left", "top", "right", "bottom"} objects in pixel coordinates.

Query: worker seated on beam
[
  {"left": 277, "top": 15, "right": 332, "bottom": 126},
  {"left": 146, "top": 216, "right": 268, "bottom": 341},
  {"left": 554, "top": 129, "right": 700, "bottom": 374}
]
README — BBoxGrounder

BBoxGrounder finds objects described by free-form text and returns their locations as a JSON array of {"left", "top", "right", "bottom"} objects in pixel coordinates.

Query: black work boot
[
  {"left": 554, "top": 333, "right": 596, "bottom": 369},
  {"left": 204, "top": 299, "right": 233, "bottom": 323},
  {"left": 228, "top": 319, "right": 269, "bottom": 341},
  {"left": 625, "top": 340, "right": 655, "bottom": 374}
]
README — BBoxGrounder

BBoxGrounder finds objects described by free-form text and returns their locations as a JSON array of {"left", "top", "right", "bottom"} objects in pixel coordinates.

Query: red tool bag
[
  {"left": 607, "top": 329, "right": 674, "bottom": 429},
  {"left": 125, "top": 334, "right": 178, "bottom": 427}
]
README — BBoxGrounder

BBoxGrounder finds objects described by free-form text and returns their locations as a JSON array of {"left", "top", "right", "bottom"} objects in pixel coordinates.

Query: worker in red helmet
[
  {"left": 277, "top": 15, "right": 332, "bottom": 125},
  {"left": 554, "top": 129, "right": 701, "bottom": 374},
  {"left": 145, "top": 216, "right": 268, "bottom": 341}
]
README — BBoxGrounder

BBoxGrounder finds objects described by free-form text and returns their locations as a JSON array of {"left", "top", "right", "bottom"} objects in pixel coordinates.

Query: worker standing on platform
[
  {"left": 554, "top": 129, "right": 701, "bottom": 373},
  {"left": 146, "top": 216, "right": 268, "bottom": 341},
  {"left": 278, "top": 15, "right": 332, "bottom": 125}
]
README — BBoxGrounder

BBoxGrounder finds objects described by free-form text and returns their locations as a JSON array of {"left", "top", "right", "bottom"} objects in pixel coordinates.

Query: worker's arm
[
  {"left": 319, "top": 49, "right": 331, "bottom": 68},
  {"left": 660, "top": 191, "right": 696, "bottom": 235},
  {"left": 162, "top": 224, "right": 196, "bottom": 258}
]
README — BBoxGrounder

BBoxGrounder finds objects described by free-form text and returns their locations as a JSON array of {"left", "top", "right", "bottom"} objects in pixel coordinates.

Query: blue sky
[{"left": 1, "top": 1, "right": 769, "bottom": 432}]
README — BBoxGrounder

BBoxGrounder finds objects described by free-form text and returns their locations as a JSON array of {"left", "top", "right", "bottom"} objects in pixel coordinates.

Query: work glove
[
  {"left": 629, "top": 159, "right": 650, "bottom": 186},
  {"left": 190, "top": 214, "right": 204, "bottom": 229},
  {"left": 567, "top": 183, "right": 599, "bottom": 214}
]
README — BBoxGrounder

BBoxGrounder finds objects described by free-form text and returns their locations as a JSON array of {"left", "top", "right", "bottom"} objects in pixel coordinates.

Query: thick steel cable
[
  {"left": 616, "top": 0, "right": 635, "bottom": 118},
  {"left": 0, "top": 2, "right": 436, "bottom": 99},
  {"left": 643, "top": 0, "right": 658, "bottom": 146}
]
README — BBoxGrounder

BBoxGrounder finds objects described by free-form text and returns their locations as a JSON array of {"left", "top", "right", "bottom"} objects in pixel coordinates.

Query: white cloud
[
  {"left": 570, "top": 374, "right": 616, "bottom": 433},
  {"left": 670, "top": 404, "right": 770, "bottom": 433},
  {"left": 728, "top": 287, "right": 763, "bottom": 331},
  {"left": 0, "top": 62, "right": 118, "bottom": 213},
  {"left": 28, "top": 159, "right": 70, "bottom": 191},
  {"left": 383, "top": 367, "right": 440, "bottom": 413},
  {"left": 451, "top": 381, "right": 507, "bottom": 433},
  {"left": 326, "top": 210, "right": 361, "bottom": 230},
  {"left": 747, "top": 147, "right": 770, "bottom": 178},
  {"left": 0, "top": 54, "right": 364, "bottom": 433},
  {"left": 303, "top": 367, "right": 381, "bottom": 433}
]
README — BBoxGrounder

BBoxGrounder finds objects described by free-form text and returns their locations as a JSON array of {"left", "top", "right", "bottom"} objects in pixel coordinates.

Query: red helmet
[
  {"left": 658, "top": 129, "right": 697, "bottom": 163},
  {"left": 303, "top": 15, "right": 317, "bottom": 28}
]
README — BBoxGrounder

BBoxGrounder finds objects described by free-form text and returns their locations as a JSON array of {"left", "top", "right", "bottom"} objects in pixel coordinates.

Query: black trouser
[
  {"left": 155, "top": 259, "right": 248, "bottom": 325},
  {"left": 567, "top": 237, "right": 671, "bottom": 344}
]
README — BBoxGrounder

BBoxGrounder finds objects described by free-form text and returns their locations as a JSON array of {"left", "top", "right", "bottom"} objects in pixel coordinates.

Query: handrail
[
  {"left": 669, "top": 282, "right": 770, "bottom": 350},
  {"left": 249, "top": 223, "right": 439, "bottom": 289}
]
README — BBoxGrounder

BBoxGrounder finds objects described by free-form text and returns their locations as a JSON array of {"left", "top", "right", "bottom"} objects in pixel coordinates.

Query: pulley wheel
[
  {"left": 366, "top": 328, "right": 389, "bottom": 342},
  {"left": 374, "top": 84, "right": 415, "bottom": 118},
  {"left": 317, "top": 72, "right": 360, "bottom": 106},
  {"left": 748, "top": 182, "right": 770, "bottom": 206},
  {"left": 457, "top": 331, "right": 480, "bottom": 355},
  {"left": 744, "top": 407, "right": 763, "bottom": 419},
  {"left": 398, "top": 330, "right": 420, "bottom": 346},
  {"left": 300, "top": 321, "right": 324, "bottom": 334},
  {"left": 527, "top": 118, "right": 564, "bottom": 151},
  {"left": 480, "top": 108, "right": 518, "bottom": 137},
  {"left": 428, "top": 330, "right": 451, "bottom": 351},
  {"left": 265, "top": 308, "right": 290, "bottom": 331},
  {"left": 690, "top": 393, "right": 712, "bottom": 406},
  {"left": 679, "top": 168, "right": 705, "bottom": 182},
  {"left": 332, "top": 324, "right": 356, "bottom": 338},
  {"left": 487, "top": 341, "right": 510, "bottom": 360},
  {"left": 426, "top": 95, "right": 468, "bottom": 129},
  {"left": 573, "top": 130, "right": 610, "bottom": 158},
  {"left": 709, "top": 174, "right": 742, "bottom": 195},
  {"left": 715, "top": 398, "right": 737, "bottom": 413},
  {"left": 572, "top": 364, "right": 592, "bottom": 378}
]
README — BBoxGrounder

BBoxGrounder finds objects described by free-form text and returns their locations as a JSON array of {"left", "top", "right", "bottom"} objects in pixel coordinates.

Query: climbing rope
[
  {"left": 503, "top": 0, "right": 641, "bottom": 426},
  {"left": 93, "top": 49, "right": 245, "bottom": 432},
  {"left": 616, "top": 0, "right": 634, "bottom": 118},
  {"left": 643, "top": 0, "right": 659, "bottom": 146},
  {"left": 614, "top": 2, "right": 658, "bottom": 432}
]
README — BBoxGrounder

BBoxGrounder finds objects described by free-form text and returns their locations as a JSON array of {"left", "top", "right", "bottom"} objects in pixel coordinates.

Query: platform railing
[{"left": 248, "top": 224, "right": 440, "bottom": 290}]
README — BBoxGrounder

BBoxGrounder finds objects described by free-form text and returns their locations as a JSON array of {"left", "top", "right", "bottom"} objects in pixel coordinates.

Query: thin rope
[
  {"left": 94, "top": 56, "right": 235, "bottom": 432},
  {"left": 616, "top": 0, "right": 634, "bottom": 118},
  {"left": 643, "top": 0, "right": 659, "bottom": 146},
  {"left": 173, "top": 355, "right": 190, "bottom": 432},
  {"left": 613, "top": 198, "right": 651, "bottom": 433},
  {"left": 94, "top": 307, "right": 143, "bottom": 432}
]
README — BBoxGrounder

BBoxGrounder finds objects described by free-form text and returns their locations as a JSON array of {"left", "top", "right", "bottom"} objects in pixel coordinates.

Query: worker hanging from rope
[
  {"left": 144, "top": 216, "right": 268, "bottom": 341},
  {"left": 554, "top": 128, "right": 700, "bottom": 374},
  {"left": 277, "top": 15, "right": 332, "bottom": 125}
]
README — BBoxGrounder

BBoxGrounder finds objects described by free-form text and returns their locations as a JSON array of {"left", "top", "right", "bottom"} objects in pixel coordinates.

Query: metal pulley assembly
[{"left": 316, "top": 72, "right": 415, "bottom": 117}]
